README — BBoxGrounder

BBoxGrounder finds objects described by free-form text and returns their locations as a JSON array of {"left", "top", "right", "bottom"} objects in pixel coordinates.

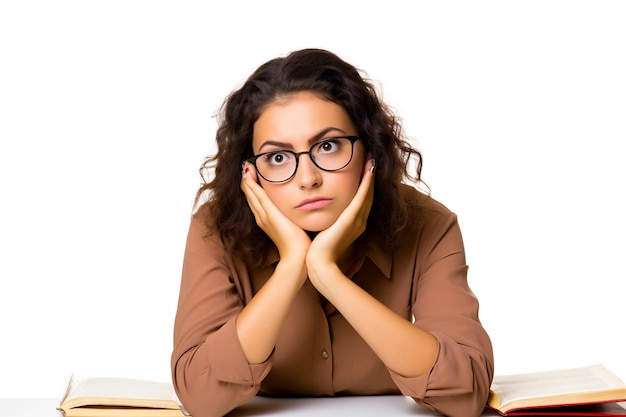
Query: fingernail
[{"left": 370, "top": 159, "right": 376, "bottom": 173}]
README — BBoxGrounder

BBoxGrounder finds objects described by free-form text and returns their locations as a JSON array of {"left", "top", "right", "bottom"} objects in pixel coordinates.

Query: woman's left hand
[{"left": 306, "top": 159, "right": 375, "bottom": 287}]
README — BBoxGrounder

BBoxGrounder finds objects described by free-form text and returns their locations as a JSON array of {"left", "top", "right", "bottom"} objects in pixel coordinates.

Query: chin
[
  {"left": 296, "top": 215, "right": 337, "bottom": 233},
  {"left": 301, "top": 224, "right": 327, "bottom": 233}
]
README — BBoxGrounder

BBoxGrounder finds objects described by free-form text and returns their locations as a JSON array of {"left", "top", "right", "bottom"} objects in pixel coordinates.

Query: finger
[
  {"left": 344, "top": 159, "right": 376, "bottom": 218},
  {"left": 321, "top": 159, "right": 375, "bottom": 243},
  {"left": 361, "top": 159, "right": 376, "bottom": 202},
  {"left": 345, "top": 161, "right": 376, "bottom": 235},
  {"left": 241, "top": 164, "right": 268, "bottom": 221},
  {"left": 241, "top": 164, "right": 291, "bottom": 231}
]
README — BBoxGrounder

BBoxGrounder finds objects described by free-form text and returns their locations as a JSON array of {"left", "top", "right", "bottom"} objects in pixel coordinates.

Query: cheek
[
  {"left": 345, "top": 157, "right": 366, "bottom": 190},
  {"left": 333, "top": 167, "right": 364, "bottom": 210},
  {"left": 344, "top": 173, "right": 363, "bottom": 201},
  {"left": 261, "top": 183, "right": 291, "bottom": 212}
]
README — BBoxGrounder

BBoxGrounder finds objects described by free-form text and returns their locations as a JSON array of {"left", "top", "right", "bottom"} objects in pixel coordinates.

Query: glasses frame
[{"left": 246, "top": 136, "right": 361, "bottom": 183}]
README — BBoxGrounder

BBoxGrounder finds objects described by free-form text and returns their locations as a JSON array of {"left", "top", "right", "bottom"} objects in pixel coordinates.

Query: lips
[{"left": 296, "top": 197, "right": 332, "bottom": 210}]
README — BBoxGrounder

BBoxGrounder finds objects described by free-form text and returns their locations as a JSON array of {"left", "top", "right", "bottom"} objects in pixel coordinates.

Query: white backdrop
[{"left": 1, "top": 1, "right": 625, "bottom": 399}]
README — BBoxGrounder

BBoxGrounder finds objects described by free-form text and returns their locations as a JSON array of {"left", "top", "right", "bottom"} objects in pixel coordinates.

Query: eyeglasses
[{"left": 246, "top": 136, "right": 360, "bottom": 183}]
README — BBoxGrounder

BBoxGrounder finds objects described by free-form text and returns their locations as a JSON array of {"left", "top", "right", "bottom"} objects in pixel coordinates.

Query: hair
[{"left": 195, "top": 48, "right": 424, "bottom": 265}]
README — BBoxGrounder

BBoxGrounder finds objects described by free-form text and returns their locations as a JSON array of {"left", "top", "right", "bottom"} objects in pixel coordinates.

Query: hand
[
  {"left": 241, "top": 163, "right": 311, "bottom": 262},
  {"left": 306, "top": 159, "right": 376, "bottom": 286}
]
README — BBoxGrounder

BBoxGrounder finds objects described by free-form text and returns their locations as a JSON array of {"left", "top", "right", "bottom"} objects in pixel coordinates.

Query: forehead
[{"left": 252, "top": 91, "right": 355, "bottom": 150}]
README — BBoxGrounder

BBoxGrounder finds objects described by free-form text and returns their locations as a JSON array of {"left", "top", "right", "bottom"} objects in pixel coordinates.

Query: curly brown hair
[{"left": 195, "top": 48, "right": 424, "bottom": 265}]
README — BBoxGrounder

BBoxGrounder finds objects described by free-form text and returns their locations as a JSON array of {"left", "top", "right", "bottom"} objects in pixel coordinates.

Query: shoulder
[
  {"left": 399, "top": 184, "right": 457, "bottom": 225},
  {"left": 390, "top": 186, "right": 466, "bottom": 274},
  {"left": 395, "top": 184, "right": 464, "bottom": 254},
  {"left": 188, "top": 203, "right": 277, "bottom": 269},
  {"left": 185, "top": 205, "right": 228, "bottom": 259}
]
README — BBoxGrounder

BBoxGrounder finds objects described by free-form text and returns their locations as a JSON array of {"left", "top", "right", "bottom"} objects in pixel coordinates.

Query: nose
[{"left": 294, "top": 153, "right": 322, "bottom": 189}]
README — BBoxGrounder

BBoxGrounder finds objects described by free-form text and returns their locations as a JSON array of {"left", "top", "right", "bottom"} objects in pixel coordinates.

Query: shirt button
[{"left": 321, "top": 349, "right": 329, "bottom": 359}]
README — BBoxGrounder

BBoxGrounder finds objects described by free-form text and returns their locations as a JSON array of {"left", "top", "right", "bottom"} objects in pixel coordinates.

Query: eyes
[
  {"left": 261, "top": 138, "right": 343, "bottom": 167},
  {"left": 317, "top": 139, "right": 341, "bottom": 154},
  {"left": 247, "top": 135, "right": 360, "bottom": 182},
  {"left": 262, "top": 151, "right": 292, "bottom": 166}
]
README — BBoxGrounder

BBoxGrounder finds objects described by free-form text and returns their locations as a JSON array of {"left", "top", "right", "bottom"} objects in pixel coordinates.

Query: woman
[{"left": 171, "top": 48, "right": 494, "bottom": 417}]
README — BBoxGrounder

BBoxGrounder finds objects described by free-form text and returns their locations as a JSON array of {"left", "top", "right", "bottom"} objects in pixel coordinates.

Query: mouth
[{"left": 295, "top": 197, "right": 333, "bottom": 210}]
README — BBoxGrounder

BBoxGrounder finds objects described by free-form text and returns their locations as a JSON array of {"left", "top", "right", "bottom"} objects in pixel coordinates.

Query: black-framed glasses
[{"left": 246, "top": 136, "right": 360, "bottom": 183}]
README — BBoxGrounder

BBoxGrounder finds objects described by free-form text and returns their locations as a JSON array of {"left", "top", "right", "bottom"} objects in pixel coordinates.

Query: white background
[{"left": 1, "top": 1, "right": 624, "bottom": 399}]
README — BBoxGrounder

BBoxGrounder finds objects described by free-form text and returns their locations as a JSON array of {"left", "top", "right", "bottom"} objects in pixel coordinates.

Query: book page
[
  {"left": 491, "top": 364, "right": 626, "bottom": 407},
  {"left": 62, "top": 376, "right": 180, "bottom": 408}
]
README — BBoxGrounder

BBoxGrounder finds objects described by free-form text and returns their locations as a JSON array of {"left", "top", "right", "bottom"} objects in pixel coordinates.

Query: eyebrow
[{"left": 257, "top": 127, "right": 348, "bottom": 152}]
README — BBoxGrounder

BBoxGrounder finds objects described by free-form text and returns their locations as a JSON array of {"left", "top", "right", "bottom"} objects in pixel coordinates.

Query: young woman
[{"left": 171, "top": 49, "right": 494, "bottom": 417}]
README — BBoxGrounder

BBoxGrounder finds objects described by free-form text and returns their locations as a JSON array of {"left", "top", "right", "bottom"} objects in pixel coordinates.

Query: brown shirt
[{"left": 171, "top": 186, "right": 494, "bottom": 417}]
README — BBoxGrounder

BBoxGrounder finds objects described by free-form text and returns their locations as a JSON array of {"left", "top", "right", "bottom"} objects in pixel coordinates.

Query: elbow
[
  {"left": 422, "top": 354, "right": 494, "bottom": 417},
  {"left": 423, "top": 391, "right": 489, "bottom": 417},
  {"left": 171, "top": 350, "right": 260, "bottom": 417}
]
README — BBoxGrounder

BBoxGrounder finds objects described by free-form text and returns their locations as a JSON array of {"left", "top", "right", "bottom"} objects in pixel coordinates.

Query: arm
[
  {"left": 394, "top": 211, "right": 493, "bottom": 417},
  {"left": 306, "top": 163, "right": 438, "bottom": 377},
  {"left": 171, "top": 217, "right": 269, "bottom": 417},
  {"left": 308, "top": 264, "right": 439, "bottom": 377},
  {"left": 172, "top": 166, "right": 311, "bottom": 417},
  {"left": 307, "top": 179, "right": 493, "bottom": 417},
  {"left": 236, "top": 164, "right": 311, "bottom": 363}
]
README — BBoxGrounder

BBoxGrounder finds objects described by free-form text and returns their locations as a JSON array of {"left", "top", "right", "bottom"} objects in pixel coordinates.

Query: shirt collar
[{"left": 355, "top": 230, "right": 392, "bottom": 279}]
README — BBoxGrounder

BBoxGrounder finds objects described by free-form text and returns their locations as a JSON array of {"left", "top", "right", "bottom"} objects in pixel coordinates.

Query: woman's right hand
[
  {"left": 237, "top": 163, "right": 311, "bottom": 365},
  {"left": 241, "top": 162, "right": 311, "bottom": 261}
]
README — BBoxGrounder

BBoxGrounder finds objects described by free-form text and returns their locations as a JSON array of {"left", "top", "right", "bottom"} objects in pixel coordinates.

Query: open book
[
  {"left": 487, "top": 364, "right": 626, "bottom": 416},
  {"left": 57, "top": 375, "right": 189, "bottom": 417}
]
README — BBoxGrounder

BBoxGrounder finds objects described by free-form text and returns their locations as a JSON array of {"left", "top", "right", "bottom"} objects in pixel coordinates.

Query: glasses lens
[
  {"left": 255, "top": 151, "right": 297, "bottom": 182},
  {"left": 311, "top": 138, "right": 354, "bottom": 171}
]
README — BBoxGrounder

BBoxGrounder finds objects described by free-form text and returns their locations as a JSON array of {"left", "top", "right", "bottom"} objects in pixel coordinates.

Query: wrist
[
  {"left": 307, "top": 259, "right": 342, "bottom": 293},
  {"left": 276, "top": 254, "right": 308, "bottom": 284}
]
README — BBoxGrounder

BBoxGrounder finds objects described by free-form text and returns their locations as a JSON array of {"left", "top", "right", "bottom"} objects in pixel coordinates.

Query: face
[{"left": 251, "top": 91, "right": 366, "bottom": 232}]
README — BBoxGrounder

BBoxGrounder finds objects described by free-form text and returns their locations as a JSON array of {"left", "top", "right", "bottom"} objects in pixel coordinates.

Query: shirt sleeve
[
  {"left": 388, "top": 208, "right": 494, "bottom": 417},
  {"left": 171, "top": 216, "right": 273, "bottom": 417}
]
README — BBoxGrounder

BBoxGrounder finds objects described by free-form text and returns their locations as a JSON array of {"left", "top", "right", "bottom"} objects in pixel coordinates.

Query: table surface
[
  {"left": 2, "top": 396, "right": 625, "bottom": 417},
  {"left": 0, "top": 396, "right": 505, "bottom": 417}
]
